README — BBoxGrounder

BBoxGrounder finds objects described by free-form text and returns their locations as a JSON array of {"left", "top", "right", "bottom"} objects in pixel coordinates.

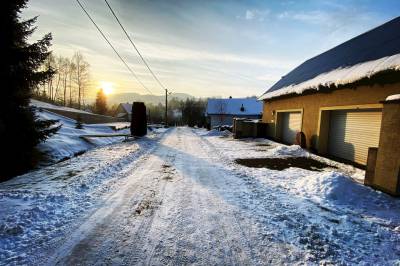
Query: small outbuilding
[
  {"left": 206, "top": 97, "right": 262, "bottom": 128},
  {"left": 115, "top": 103, "right": 132, "bottom": 122},
  {"left": 259, "top": 17, "right": 400, "bottom": 196}
]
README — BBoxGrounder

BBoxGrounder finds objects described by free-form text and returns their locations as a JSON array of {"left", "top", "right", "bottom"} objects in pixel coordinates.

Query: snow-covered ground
[
  {"left": 35, "top": 109, "right": 130, "bottom": 164},
  {"left": 31, "top": 99, "right": 93, "bottom": 114},
  {"left": 0, "top": 129, "right": 166, "bottom": 265},
  {"left": 0, "top": 127, "right": 399, "bottom": 265}
]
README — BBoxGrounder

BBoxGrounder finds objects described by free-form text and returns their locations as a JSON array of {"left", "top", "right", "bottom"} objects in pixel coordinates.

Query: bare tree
[
  {"left": 42, "top": 53, "right": 56, "bottom": 99},
  {"left": 53, "top": 56, "right": 64, "bottom": 102},
  {"left": 68, "top": 60, "right": 76, "bottom": 107},
  {"left": 72, "top": 51, "right": 90, "bottom": 109},
  {"left": 62, "top": 58, "right": 69, "bottom": 106}
]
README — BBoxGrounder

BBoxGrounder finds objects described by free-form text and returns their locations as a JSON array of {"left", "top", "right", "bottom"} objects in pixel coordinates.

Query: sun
[{"left": 100, "top": 81, "right": 114, "bottom": 95}]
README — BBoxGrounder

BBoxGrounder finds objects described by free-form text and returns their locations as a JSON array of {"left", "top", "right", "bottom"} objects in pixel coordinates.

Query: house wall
[
  {"left": 262, "top": 83, "right": 400, "bottom": 150},
  {"left": 210, "top": 114, "right": 261, "bottom": 128}
]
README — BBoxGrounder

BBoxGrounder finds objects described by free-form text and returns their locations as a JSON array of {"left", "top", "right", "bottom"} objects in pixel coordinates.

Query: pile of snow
[
  {"left": 386, "top": 94, "right": 400, "bottom": 101},
  {"left": 98, "top": 122, "right": 130, "bottom": 130},
  {"left": 267, "top": 144, "right": 309, "bottom": 157},
  {"left": 202, "top": 129, "right": 232, "bottom": 137},
  {"left": 259, "top": 54, "right": 400, "bottom": 100},
  {"left": 36, "top": 109, "right": 129, "bottom": 164},
  {"left": 292, "top": 171, "right": 371, "bottom": 204},
  {"left": 151, "top": 127, "right": 169, "bottom": 134}
]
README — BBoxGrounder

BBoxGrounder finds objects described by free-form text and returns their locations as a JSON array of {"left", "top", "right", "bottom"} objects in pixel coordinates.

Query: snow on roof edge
[
  {"left": 258, "top": 54, "right": 400, "bottom": 101},
  {"left": 385, "top": 94, "right": 400, "bottom": 101}
]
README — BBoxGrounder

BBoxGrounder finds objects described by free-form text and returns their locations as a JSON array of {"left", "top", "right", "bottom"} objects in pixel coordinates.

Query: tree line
[
  {"left": 146, "top": 97, "right": 207, "bottom": 128},
  {"left": 34, "top": 51, "right": 90, "bottom": 110}
]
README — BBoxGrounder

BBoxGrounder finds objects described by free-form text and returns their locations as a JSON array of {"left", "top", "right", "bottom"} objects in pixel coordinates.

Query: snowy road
[
  {"left": 50, "top": 127, "right": 284, "bottom": 265},
  {"left": 1, "top": 127, "right": 400, "bottom": 265}
]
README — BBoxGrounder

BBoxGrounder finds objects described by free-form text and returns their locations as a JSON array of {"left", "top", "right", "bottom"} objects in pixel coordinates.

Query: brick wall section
[{"left": 371, "top": 101, "right": 400, "bottom": 196}]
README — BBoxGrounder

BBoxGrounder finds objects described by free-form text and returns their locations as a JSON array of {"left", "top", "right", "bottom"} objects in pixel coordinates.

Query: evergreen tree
[
  {"left": 95, "top": 88, "right": 107, "bottom": 115},
  {"left": 0, "top": 0, "right": 60, "bottom": 180}
]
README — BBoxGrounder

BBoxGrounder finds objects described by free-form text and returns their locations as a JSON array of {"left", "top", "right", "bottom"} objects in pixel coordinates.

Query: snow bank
[
  {"left": 291, "top": 170, "right": 400, "bottom": 216},
  {"left": 202, "top": 129, "right": 232, "bottom": 137},
  {"left": 267, "top": 144, "right": 309, "bottom": 157},
  {"left": 31, "top": 99, "right": 92, "bottom": 114},
  {"left": 36, "top": 109, "right": 128, "bottom": 164},
  {"left": 259, "top": 54, "right": 400, "bottom": 100},
  {"left": 293, "top": 171, "right": 367, "bottom": 203}
]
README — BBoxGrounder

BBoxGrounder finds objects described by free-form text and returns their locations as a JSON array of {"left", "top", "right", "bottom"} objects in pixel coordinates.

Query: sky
[{"left": 23, "top": 0, "right": 400, "bottom": 99}]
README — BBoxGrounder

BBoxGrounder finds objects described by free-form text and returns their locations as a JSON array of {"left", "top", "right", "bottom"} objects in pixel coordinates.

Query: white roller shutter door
[
  {"left": 281, "top": 112, "right": 302, "bottom": 144},
  {"left": 328, "top": 109, "right": 382, "bottom": 165}
]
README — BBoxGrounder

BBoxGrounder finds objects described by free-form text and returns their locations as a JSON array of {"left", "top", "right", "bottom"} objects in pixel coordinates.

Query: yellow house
[{"left": 259, "top": 17, "right": 400, "bottom": 196}]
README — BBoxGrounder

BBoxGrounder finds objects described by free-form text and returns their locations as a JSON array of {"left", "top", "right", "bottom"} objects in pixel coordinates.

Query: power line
[
  {"left": 75, "top": 0, "right": 154, "bottom": 95},
  {"left": 104, "top": 0, "right": 168, "bottom": 93}
]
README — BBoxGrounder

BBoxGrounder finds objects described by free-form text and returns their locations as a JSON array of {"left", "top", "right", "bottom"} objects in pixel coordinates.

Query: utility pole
[
  {"left": 165, "top": 89, "right": 172, "bottom": 127},
  {"left": 165, "top": 89, "right": 167, "bottom": 126}
]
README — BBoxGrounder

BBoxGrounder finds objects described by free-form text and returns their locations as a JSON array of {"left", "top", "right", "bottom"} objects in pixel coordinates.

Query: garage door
[
  {"left": 281, "top": 112, "right": 302, "bottom": 144},
  {"left": 328, "top": 109, "right": 382, "bottom": 165}
]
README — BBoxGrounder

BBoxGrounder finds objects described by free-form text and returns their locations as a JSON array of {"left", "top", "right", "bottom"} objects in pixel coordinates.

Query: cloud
[
  {"left": 239, "top": 9, "right": 270, "bottom": 22},
  {"left": 123, "top": 40, "right": 295, "bottom": 69},
  {"left": 277, "top": 10, "right": 329, "bottom": 24},
  {"left": 245, "top": 10, "right": 255, "bottom": 20}
]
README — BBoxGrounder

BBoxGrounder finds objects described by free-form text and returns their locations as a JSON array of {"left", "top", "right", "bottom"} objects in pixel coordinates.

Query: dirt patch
[
  {"left": 161, "top": 163, "right": 176, "bottom": 177},
  {"left": 235, "top": 157, "right": 336, "bottom": 171},
  {"left": 51, "top": 170, "right": 81, "bottom": 181},
  {"left": 135, "top": 190, "right": 160, "bottom": 216},
  {"left": 163, "top": 175, "right": 174, "bottom": 181},
  {"left": 255, "top": 143, "right": 272, "bottom": 147},
  {"left": 135, "top": 200, "right": 153, "bottom": 215},
  {"left": 162, "top": 164, "right": 171, "bottom": 169}
]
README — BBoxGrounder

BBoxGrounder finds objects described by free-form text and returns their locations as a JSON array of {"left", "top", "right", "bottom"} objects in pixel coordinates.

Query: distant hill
[{"left": 108, "top": 92, "right": 194, "bottom": 105}]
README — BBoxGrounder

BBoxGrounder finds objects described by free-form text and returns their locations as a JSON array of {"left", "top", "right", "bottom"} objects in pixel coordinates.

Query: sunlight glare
[{"left": 100, "top": 81, "right": 114, "bottom": 95}]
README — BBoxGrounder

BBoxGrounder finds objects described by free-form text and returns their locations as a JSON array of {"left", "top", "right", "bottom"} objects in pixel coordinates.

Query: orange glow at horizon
[{"left": 100, "top": 81, "right": 114, "bottom": 95}]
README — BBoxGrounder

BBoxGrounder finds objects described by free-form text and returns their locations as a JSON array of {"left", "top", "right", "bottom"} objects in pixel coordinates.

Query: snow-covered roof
[
  {"left": 119, "top": 103, "right": 132, "bottom": 114},
  {"left": 259, "top": 16, "right": 400, "bottom": 101},
  {"left": 386, "top": 94, "right": 400, "bottom": 101},
  {"left": 206, "top": 98, "right": 262, "bottom": 116}
]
